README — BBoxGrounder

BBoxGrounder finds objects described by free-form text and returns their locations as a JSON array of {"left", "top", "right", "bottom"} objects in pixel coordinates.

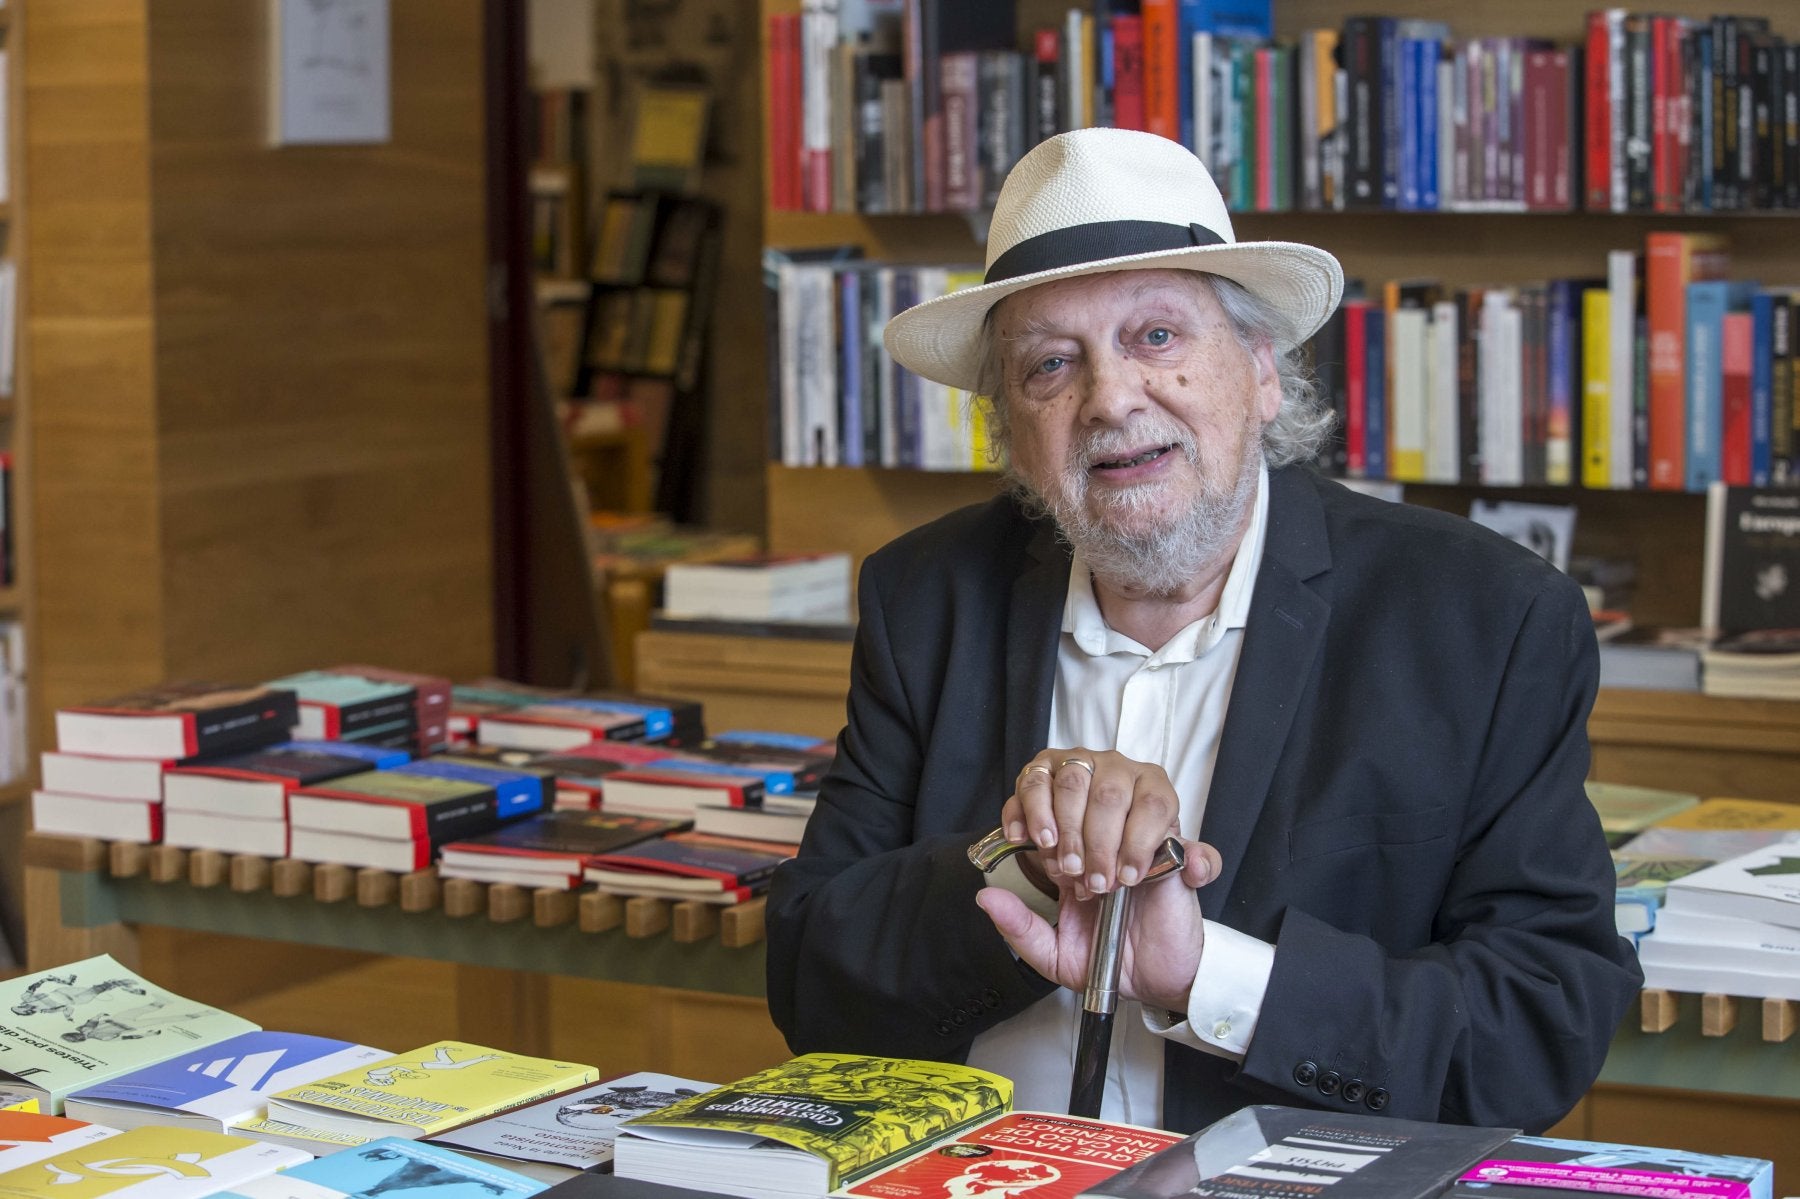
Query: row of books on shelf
[
  {"left": 29, "top": 669, "right": 835, "bottom": 899},
  {"left": 765, "top": 230, "right": 1800, "bottom": 491},
  {"left": 770, "top": 0, "right": 1800, "bottom": 216},
  {"left": 0, "top": 955, "right": 1778, "bottom": 1199}
]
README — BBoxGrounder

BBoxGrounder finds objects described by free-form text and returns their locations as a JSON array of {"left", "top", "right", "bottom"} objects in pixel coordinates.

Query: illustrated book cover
[
  {"left": 1443, "top": 1132, "right": 1773, "bottom": 1199},
  {"left": 0, "top": 1111, "right": 121, "bottom": 1174},
  {"left": 218, "top": 1135, "right": 548, "bottom": 1199},
  {"left": 263, "top": 1041, "right": 599, "bottom": 1140},
  {"left": 0, "top": 1125, "right": 310, "bottom": 1199},
  {"left": 1662, "top": 843, "right": 1800, "bottom": 931},
  {"left": 0, "top": 956, "right": 260, "bottom": 1115},
  {"left": 425, "top": 1072, "right": 717, "bottom": 1181},
  {"left": 613, "top": 1053, "right": 1012, "bottom": 1199},
  {"left": 63, "top": 1030, "right": 388, "bottom": 1134}
]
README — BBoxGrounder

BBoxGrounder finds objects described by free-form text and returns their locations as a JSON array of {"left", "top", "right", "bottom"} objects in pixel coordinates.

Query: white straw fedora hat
[{"left": 883, "top": 127, "right": 1344, "bottom": 394}]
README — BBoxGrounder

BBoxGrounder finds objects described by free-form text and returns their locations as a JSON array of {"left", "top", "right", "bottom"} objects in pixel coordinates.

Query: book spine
[
  {"left": 1344, "top": 300, "right": 1368, "bottom": 476},
  {"left": 939, "top": 51, "right": 980, "bottom": 211},
  {"left": 1684, "top": 281, "right": 1727, "bottom": 492},
  {"left": 1772, "top": 293, "right": 1795, "bottom": 486},
  {"left": 800, "top": 0, "right": 835, "bottom": 212},
  {"left": 1582, "top": 286, "right": 1612, "bottom": 488},
  {"left": 1141, "top": 0, "right": 1179, "bottom": 140},
  {"left": 1645, "top": 234, "right": 1690, "bottom": 489},
  {"left": 1111, "top": 15, "right": 1146, "bottom": 133},
  {"left": 1033, "top": 28, "right": 1061, "bottom": 145},
  {"left": 1748, "top": 291, "right": 1774, "bottom": 487},
  {"left": 1719, "top": 308, "right": 1753, "bottom": 486}
]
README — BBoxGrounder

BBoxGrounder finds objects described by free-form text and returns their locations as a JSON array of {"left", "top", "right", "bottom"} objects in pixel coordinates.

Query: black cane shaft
[{"left": 1069, "top": 1010, "right": 1114, "bottom": 1118}]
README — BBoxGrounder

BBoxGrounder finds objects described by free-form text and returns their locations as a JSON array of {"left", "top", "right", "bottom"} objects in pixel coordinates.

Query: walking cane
[{"left": 968, "top": 827, "right": 1187, "bottom": 1119}]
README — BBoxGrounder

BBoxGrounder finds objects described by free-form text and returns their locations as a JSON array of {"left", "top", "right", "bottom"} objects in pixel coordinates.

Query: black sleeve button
[
  {"left": 1365, "top": 1087, "right": 1390, "bottom": 1111},
  {"left": 1341, "top": 1079, "right": 1366, "bottom": 1104},
  {"left": 983, "top": 988, "right": 1002, "bottom": 1008},
  {"left": 1316, "top": 1070, "right": 1342, "bottom": 1097},
  {"left": 935, "top": 1020, "right": 953, "bottom": 1036},
  {"left": 950, "top": 1007, "right": 969, "bottom": 1027},
  {"left": 1292, "top": 1060, "right": 1318, "bottom": 1087}
]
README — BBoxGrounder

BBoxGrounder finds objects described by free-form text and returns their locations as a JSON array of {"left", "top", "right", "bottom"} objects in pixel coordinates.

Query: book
[
  {"left": 1649, "top": 797, "right": 1800, "bottom": 831},
  {"left": 1661, "top": 842, "right": 1800, "bottom": 930},
  {"left": 54, "top": 684, "right": 300, "bottom": 761},
  {"left": 0, "top": 1125, "right": 311, "bottom": 1199},
  {"left": 583, "top": 832, "right": 793, "bottom": 894},
  {"left": 614, "top": 1053, "right": 1013, "bottom": 1199},
  {"left": 831, "top": 1110, "right": 1182, "bottom": 1199},
  {"left": 287, "top": 770, "right": 506, "bottom": 845},
  {"left": 691, "top": 803, "right": 810, "bottom": 845},
  {"left": 63, "top": 1030, "right": 388, "bottom": 1134},
  {"left": 1702, "top": 485, "right": 1800, "bottom": 636},
  {"left": 0, "top": 1111, "right": 121, "bottom": 1173},
  {"left": 266, "top": 671, "right": 418, "bottom": 743},
  {"left": 1076, "top": 1105, "right": 1517, "bottom": 1199},
  {"left": 162, "top": 810, "right": 288, "bottom": 858},
  {"left": 1443, "top": 1132, "right": 1773, "bottom": 1199},
  {"left": 424, "top": 1072, "right": 716, "bottom": 1182},
  {"left": 330, "top": 664, "right": 454, "bottom": 755},
  {"left": 661, "top": 554, "right": 853, "bottom": 623},
  {"left": 1585, "top": 781, "right": 1701, "bottom": 836},
  {"left": 1636, "top": 906, "right": 1800, "bottom": 982},
  {"left": 596, "top": 767, "right": 769, "bottom": 819},
  {"left": 1612, "top": 854, "right": 1714, "bottom": 936},
  {"left": 30, "top": 792, "right": 162, "bottom": 845},
  {"left": 220, "top": 1135, "right": 548, "bottom": 1199},
  {"left": 1597, "top": 625, "right": 1707, "bottom": 692},
  {"left": 1700, "top": 628, "right": 1800, "bottom": 700},
  {"left": 264, "top": 1041, "right": 598, "bottom": 1141},
  {"left": 162, "top": 744, "right": 403, "bottom": 819},
  {"left": 230, "top": 1114, "right": 375, "bottom": 1156},
  {"left": 39, "top": 752, "right": 181, "bottom": 802},
  {"left": 477, "top": 706, "right": 650, "bottom": 753},
  {"left": 394, "top": 757, "right": 552, "bottom": 820},
  {"left": 0, "top": 955, "right": 260, "bottom": 1115},
  {"left": 438, "top": 813, "right": 687, "bottom": 882}
]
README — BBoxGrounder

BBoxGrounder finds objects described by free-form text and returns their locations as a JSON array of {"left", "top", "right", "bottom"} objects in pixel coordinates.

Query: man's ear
[{"left": 1251, "top": 340, "right": 1282, "bottom": 424}]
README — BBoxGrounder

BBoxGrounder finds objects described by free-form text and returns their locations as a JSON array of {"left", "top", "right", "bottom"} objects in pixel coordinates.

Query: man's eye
[
  {"left": 1145, "top": 328, "right": 1172, "bottom": 346},
  {"left": 1036, "top": 356, "right": 1066, "bottom": 374}
]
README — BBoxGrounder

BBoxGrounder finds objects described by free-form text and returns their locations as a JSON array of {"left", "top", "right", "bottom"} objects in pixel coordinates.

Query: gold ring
[
  {"left": 1058, "top": 757, "right": 1095, "bottom": 776},
  {"left": 1021, "top": 763, "right": 1052, "bottom": 778}
]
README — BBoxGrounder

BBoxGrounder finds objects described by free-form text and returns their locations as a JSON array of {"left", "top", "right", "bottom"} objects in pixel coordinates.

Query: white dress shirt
[{"left": 966, "top": 465, "right": 1278, "bottom": 1127}]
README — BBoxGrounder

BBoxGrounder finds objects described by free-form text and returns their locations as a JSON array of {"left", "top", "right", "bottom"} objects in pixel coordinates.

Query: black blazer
[{"left": 765, "top": 465, "right": 1642, "bottom": 1134}]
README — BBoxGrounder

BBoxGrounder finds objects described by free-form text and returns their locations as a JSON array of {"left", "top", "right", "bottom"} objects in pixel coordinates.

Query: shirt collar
[{"left": 1062, "top": 462, "right": 1270, "bottom": 663}]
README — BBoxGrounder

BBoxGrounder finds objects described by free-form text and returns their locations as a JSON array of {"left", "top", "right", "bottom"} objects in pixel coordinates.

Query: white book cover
[
  {"left": 64, "top": 1031, "right": 388, "bottom": 1134},
  {"left": 426, "top": 1072, "right": 715, "bottom": 1174},
  {"left": 0, "top": 1112, "right": 122, "bottom": 1174},
  {"left": 1605, "top": 248, "right": 1636, "bottom": 489},
  {"left": 0, "top": 1125, "right": 310, "bottom": 1199},
  {"left": 1663, "top": 843, "right": 1800, "bottom": 932},
  {"left": 1426, "top": 299, "right": 1460, "bottom": 482}
]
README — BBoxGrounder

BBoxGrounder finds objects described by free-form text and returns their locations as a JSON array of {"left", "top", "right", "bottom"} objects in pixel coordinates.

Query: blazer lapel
[
  {"left": 1004, "top": 521, "right": 1069, "bottom": 777},
  {"left": 1198, "top": 468, "right": 1333, "bottom": 912}
]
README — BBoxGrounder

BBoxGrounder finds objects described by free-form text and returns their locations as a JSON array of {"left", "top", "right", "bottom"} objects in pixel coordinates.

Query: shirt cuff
[
  {"left": 1140, "top": 919, "right": 1274, "bottom": 1061},
  {"left": 987, "top": 854, "right": 1061, "bottom": 923}
]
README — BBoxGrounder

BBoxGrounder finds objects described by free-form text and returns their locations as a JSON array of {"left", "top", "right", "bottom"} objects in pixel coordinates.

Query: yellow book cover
[
  {"left": 262, "top": 1042, "right": 597, "bottom": 1140},
  {"left": 942, "top": 269, "right": 996, "bottom": 472},
  {"left": 1581, "top": 288, "right": 1612, "bottom": 489},
  {"left": 1652, "top": 798, "right": 1800, "bottom": 831},
  {"left": 1585, "top": 781, "right": 1700, "bottom": 834},
  {"left": 615, "top": 1053, "right": 1012, "bottom": 1195},
  {"left": 0, "top": 1124, "right": 310, "bottom": 1199}
]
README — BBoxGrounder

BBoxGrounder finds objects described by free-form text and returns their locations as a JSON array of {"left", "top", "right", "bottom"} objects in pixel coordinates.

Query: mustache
[{"left": 1068, "top": 419, "right": 1199, "bottom": 470}]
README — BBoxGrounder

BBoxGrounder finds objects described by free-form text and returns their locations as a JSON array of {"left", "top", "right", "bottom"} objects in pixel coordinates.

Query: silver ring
[{"left": 1058, "top": 757, "right": 1095, "bottom": 776}]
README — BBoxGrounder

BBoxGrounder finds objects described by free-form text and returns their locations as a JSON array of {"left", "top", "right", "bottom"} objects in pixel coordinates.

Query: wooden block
[
  {"left": 442, "top": 877, "right": 486, "bottom": 918},
  {"left": 356, "top": 869, "right": 397, "bottom": 908},
  {"left": 533, "top": 888, "right": 577, "bottom": 928},
  {"left": 672, "top": 900, "right": 720, "bottom": 943},
  {"left": 271, "top": 859, "right": 312, "bottom": 897},
  {"left": 1701, "top": 993, "right": 1739, "bottom": 1037},
  {"left": 721, "top": 897, "right": 767, "bottom": 949},
  {"left": 109, "top": 841, "right": 147, "bottom": 879},
  {"left": 313, "top": 863, "right": 353, "bottom": 904},
  {"left": 228, "top": 855, "right": 271, "bottom": 893},
  {"left": 148, "top": 845, "right": 188, "bottom": 883},
  {"left": 187, "top": 849, "right": 228, "bottom": 888},
  {"left": 22, "top": 832, "right": 108, "bottom": 872},
  {"left": 1639, "top": 989, "right": 1678, "bottom": 1033},
  {"left": 578, "top": 890, "right": 623, "bottom": 933},
  {"left": 1762, "top": 998, "right": 1797, "bottom": 1043},
  {"left": 624, "top": 896, "right": 671, "bottom": 938},
  {"left": 488, "top": 884, "right": 530, "bottom": 923},
  {"left": 399, "top": 869, "right": 440, "bottom": 913}
]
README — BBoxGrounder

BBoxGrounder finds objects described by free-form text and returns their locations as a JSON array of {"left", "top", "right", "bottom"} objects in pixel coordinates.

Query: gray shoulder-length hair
[{"left": 970, "top": 270, "right": 1336, "bottom": 468}]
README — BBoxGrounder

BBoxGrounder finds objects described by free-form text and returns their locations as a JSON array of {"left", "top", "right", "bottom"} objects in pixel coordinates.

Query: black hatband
[{"left": 984, "top": 220, "right": 1226, "bottom": 285}]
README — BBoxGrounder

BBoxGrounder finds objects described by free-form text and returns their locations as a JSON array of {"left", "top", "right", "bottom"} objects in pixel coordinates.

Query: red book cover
[
  {"left": 1550, "top": 48, "right": 1574, "bottom": 210},
  {"left": 1584, "top": 11, "right": 1613, "bottom": 210},
  {"left": 1720, "top": 310, "right": 1754, "bottom": 485},
  {"left": 1645, "top": 231, "right": 1730, "bottom": 489},
  {"left": 1523, "top": 48, "right": 1557, "bottom": 210},
  {"left": 939, "top": 51, "right": 981, "bottom": 211},
  {"left": 1140, "top": 0, "right": 1179, "bottom": 141},
  {"left": 768, "top": 12, "right": 802, "bottom": 212},
  {"left": 1254, "top": 46, "right": 1275, "bottom": 211},
  {"left": 584, "top": 831, "right": 792, "bottom": 890},
  {"left": 1344, "top": 300, "right": 1370, "bottom": 476},
  {"left": 1110, "top": 15, "right": 1145, "bottom": 133}
]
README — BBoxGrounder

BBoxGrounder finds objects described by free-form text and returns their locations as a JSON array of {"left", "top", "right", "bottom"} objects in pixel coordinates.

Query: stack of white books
[{"left": 1635, "top": 843, "right": 1800, "bottom": 1001}]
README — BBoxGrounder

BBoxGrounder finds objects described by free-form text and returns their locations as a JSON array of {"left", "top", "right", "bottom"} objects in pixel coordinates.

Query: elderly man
[{"left": 765, "top": 128, "right": 1640, "bottom": 1135}]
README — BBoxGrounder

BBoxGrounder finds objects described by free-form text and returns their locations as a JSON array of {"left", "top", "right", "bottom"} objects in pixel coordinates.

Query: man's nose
[{"left": 1078, "top": 350, "right": 1148, "bottom": 426}]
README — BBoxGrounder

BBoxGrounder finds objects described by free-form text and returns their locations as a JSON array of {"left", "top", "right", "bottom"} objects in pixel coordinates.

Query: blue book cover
[
  {"left": 890, "top": 269, "right": 921, "bottom": 468},
  {"left": 65, "top": 1030, "right": 388, "bottom": 1133},
  {"left": 542, "top": 697, "right": 675, "bottom": 741},
  {"left": 222, "top": 1137, "right": 548, "bottom": 1199},
  {"left": 1397, "top": 38, "right": 1419, "bottom": 210},
  {"left": 277, "top": 740, "right": 411, "bottom": 768},
  {"left": 1545, "top": 278, "right": 1580, "bottom": 486},
  {"left": 644, "top": 757, "right": 796, "bottom": 796},
  {"left": 1684, "top": 280, "right": 1755, "bottom": 492},
  {"left": 1196, "top": 0, "right": 1272, "bottom": 41},
  {"left": 1749, "top": 290, "right": 1774, "bottom": 486},
  {"left": 1448, "top": 1133, "right": 1772, "bottom": 1199},
  {"left": 1364, "top": 307, "right": 1388, "bottom": 478},
  {"left": 395, "top": 760, "right": 544, "bottom": 819},
  {"left": 712, "top": 729, "right": 831, "bottom": 753},
  {"left": 838, "top": 269, "right": 864, "bottom": 468},
  {"left": 1416, "top": 38, "right": 1441, "bottom": 210}
]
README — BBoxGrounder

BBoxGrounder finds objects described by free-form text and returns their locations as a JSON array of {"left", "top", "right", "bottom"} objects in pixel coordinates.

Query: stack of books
[
  {"left": 161, "top": 740, "right": 412, "bottom": 858},
  {"left": 1610, "top": 797, "right": 1800, "bottom": 940},
  {"left": 583, "top": 831, "right": 795, "bottom": 907},
  {"left": 1636, "top": 843, "right": 1800, "bottom": 1003},
  {"left": 661, "top": 553, "right": 853, "bottom": 623},
  {"left": 437, "top": 811, "right": 687, "bottom": 890}
]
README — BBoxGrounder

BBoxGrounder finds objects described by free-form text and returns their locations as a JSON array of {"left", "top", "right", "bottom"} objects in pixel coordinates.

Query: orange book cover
[
  {"left": 1645, "top": 231, "right": 1729, "bottom": 489},
  {"left": 1140, "top": 0, "right": 1180, "bottom": 141}
]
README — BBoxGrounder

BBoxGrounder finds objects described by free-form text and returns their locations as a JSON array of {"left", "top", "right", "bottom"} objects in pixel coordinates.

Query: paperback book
[
  {"left": 394, "top": 757, "right": 552, "bottom": 820},
  {"left": 162, "top": 744, "right": 406, "bottom": 819},
  {"left": 439, "top": 813, "right": 687, "bottom": 881},
  {"left": 287, "top": 771, "right": 509, "bottom": 845},
  {"left": 584, "top": 832, "right": 793, "bottom": 895},
  {"left": 1662, "top": 843, "right": 1800, "bottom": 930},
  {"left": 265, "top": 671, "right": 418, "bottom": 743},
  {"left": 0, "top": 955, "right": 260, "bottom": 1115},
  {"left": 264, "top": 1041, "right": 599, "bottom": 1141},
  {"left": 424, "top": 1072, "right": 717, "bottom": 1181},
  {"left": 54, "top": 684, "right": 300, "bottom": 761},
  {"left": 1443, "top": 1132, "right": 1773, "bottom": 1199},
  {"left": 0, "top": 1125, "right": 311, "bottom": 1199},
  {"left": 63, "top": 1030, "right": 388, "bottom": 1134},
  {"left": 614, "top": 1053, "right": 1012, "bottom": 1199},
  {"left": 219, "top": 1135, "right": 548, "bottom": 1199},
  {"left": 0, "top": 1111, "right": 121, "bottom": 1174}
]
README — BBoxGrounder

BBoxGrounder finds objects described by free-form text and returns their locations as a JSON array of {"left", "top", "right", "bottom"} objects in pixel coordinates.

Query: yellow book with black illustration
[
  {"left": 261, "top": 1041, "right": 598, "bottom": 1141},
  {"left": 0, "top": 1124, "right": 309, "bottom": 1199},
  {"left": 613, "top": 1053, "right": 1012, "bottom": 1199}
]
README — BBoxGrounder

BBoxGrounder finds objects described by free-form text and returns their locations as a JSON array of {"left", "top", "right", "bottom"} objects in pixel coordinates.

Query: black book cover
[
  {"left": 1623, "top": 15, "right": 1653, "bottom": 211},
  {"left": 1307, "top": 305, "right": 1348, "bottom": 476},
  {"left": 1705, "top": 485, "right": 1800, "bottom": 634},
  {"left": 1338, "top": 17, "right": 1384, "bottom": 209}
]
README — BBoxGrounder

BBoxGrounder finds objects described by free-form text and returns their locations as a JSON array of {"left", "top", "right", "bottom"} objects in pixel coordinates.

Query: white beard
[{"left": 1012, "top": 415, "right": 1262, "bottom": 598}]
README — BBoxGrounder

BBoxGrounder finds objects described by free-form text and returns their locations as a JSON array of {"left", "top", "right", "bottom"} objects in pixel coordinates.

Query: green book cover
[{"left": 1584, "top": 781, "right": 1701, "bottom": 834}]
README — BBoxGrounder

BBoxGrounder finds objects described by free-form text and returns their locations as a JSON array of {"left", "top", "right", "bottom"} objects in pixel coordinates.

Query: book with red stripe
[
  {"left": 267, "top": 670, "right": 418, "bottom": 742},
  {"left": 598, "top": 765, "right": 768, "bottom": 818},
  {"left": 332, "top": 663, "right": 453, "bottom": 753},
  {"left": 583, "top": 831, "right": 793, "bottom": 893},
  {"left": 287, "top": 769, "right": 503, "bottom": 846},
  {"left": 162, "top": 742, "right": 408, "bottom": 819},
  {"left": 440, "top": 811, "right": 688, "bottom": 877},
  {"left": 55, "top": 683, "right": 299, "bottom": 760}
]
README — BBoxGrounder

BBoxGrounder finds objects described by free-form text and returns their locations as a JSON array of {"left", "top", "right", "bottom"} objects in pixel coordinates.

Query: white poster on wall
[{"left": 268, "top": 0, "right": 392, "bottom": 146}]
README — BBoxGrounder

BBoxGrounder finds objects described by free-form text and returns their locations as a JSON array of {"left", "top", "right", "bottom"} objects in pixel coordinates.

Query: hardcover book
[
  {"left": 832, "top": 1110, "right": 1182, "bottom": 1199},
  {"left": 1443, "top": 1133, "right": 1773, "bottom": 1199},
  {"left": 614, "top": 1054, "right": 1013, "bottom": 1199},
  {"left": 425, "top": 1072, "right": 717, "bottom": 1181},
  {"left": 0, "top": 955, "right": 259, "bottom": 1115},
  {"left": 1077, "top": 1105, "right": 1516, "bottom": 1199},
  {"left": 63, "top": 1030, "right": 388, "bottom": 1134},
  {"left": 286, "top": 771, "right": 504, "bottom": 845},
  {"left": 220, "top": 1136, "right": 548, "bottom": 1199},
  {"left": 264, "top": 1041, "right": 598, "bottom": 1141},
  {"left": 0, "top": 1111, "right": 121, "bottom": 1174},
  {"left": 1702, "top": 484, "right": 1800, "bottom": 635},
  {"left": 54, "top": 684, "right": 300, "bottom": 761},
  {"left": 0, "top": 1125, "right": 311, "bottom": 1199}
]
